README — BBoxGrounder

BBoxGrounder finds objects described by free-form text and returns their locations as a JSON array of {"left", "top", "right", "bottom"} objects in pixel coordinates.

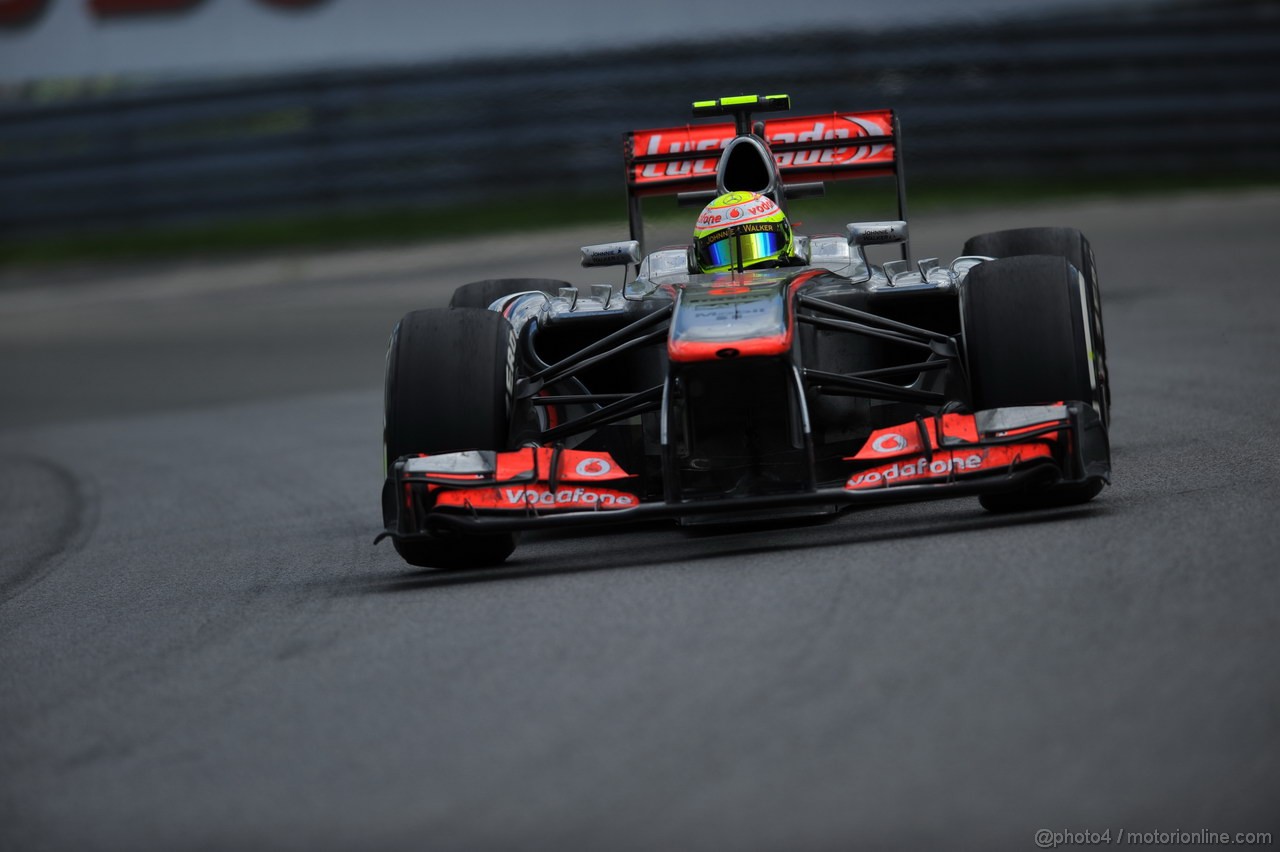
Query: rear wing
[{"left": 623, "top": 107, "right": 908, "bottom": 253}]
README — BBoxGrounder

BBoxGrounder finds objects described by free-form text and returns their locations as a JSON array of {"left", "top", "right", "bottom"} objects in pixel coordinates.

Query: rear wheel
[
  {"left": 962, "top": 255, "right": 1106, "bottom": 512},
  {"left": 963, "top": 227, "right": 1109, "bottom": 426},
  {"left": 449, "top": 278, "right": 570, "bottom": 310},
  {"left": 383, "top": 307, "right": 519, "bottom": 568}
]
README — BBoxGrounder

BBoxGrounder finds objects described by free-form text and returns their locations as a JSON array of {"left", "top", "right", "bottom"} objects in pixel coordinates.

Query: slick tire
[
  {"left": 448, "top": 278, "right": 571, "bottom": 310},
  {"left": 962, "top": 227, "right": 1109, "bottom": 426},
  {"left": 961, "top": 255, "right": 1106, "bottom": 512},
  {"left": 382, "top": 307, "right": 519, "bottom": 568}
]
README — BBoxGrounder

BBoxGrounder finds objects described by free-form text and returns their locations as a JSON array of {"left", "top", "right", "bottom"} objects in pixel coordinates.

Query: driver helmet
[{"left": 693, "top": 191, "right": 795, "bottom": 272}]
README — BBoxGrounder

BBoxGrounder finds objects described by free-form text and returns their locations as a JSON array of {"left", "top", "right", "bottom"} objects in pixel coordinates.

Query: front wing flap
[{"left": 384, "top": 403, "right": 1108, "bottom": 539}]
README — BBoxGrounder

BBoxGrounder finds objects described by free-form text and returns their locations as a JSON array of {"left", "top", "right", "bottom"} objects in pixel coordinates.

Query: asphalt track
[{"left": 2, "top": 191, "right": 1278, "bottom": 851}]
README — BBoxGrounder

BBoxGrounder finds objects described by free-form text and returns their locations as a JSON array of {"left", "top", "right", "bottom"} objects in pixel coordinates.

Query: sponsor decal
[
  {"left": 574, "top": 457, "right": 612, "bottom": 478},
  {"left": 408, "top": 448, "right": 633, "bottom": 484},
  {"left": 695, "top": 195, "right": 782, "bottom": 233},
  {"left": 499, "top": 486, "right": 634, "bottom": 507},
  {"left": 860, "top": 228, "right": 895, "bottom": 243},
  {"left": 851, "top": 414, "right": 979, "bottom": 462},
  {"left": 847, "top": 453, "right": 985, "bottom": 489},
  {"left": 845, "top": 444, "right": 1053, "bottom": 491},
  {"left": 421, "top": 448, "right": 638, "bottom": 511},
  {"left": 484, "top": 447, "right": 633, "bottom": 483},
  {"left": 434, "top": 484, "right": 636, "bottom": 511},
  {"left": 504, "top": 327, "right": 517, "bottom": 416},
  {"left": 632, "top": 112, "right": 895, "bottom": 182},
  {"left": 871, "top": 433, "right": 909, "bottom": 454},
  {"left": 692, "top": 221, "right": 786, "bottom": 249}
]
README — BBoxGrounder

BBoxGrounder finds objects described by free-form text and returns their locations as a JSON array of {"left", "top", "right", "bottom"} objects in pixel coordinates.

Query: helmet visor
[{"left": 696, "top": 225, "right": 787, "bottom": 271}]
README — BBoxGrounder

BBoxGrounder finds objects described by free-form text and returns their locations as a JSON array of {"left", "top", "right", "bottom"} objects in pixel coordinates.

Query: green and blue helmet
[{"left": 693, "top": 191, "right": 795, "bottom": 273}]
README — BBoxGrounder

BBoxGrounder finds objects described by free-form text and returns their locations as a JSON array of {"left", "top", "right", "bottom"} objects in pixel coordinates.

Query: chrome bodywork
[{"left": 494, "top": 226, "right": 986, "bottom": 339}]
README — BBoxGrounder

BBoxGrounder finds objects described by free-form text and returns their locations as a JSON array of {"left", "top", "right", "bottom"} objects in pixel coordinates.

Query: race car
[{"left": 377, "top": 94, "right": 1111, "bottom": 568}]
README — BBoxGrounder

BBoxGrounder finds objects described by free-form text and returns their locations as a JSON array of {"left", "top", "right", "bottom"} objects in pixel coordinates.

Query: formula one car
[{"left": 378, "top": 94, "right": 1111, "bottom": 568}]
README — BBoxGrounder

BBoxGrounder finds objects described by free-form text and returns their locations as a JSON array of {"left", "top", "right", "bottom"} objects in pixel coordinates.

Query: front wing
[{"left": 381, "top": 403, "right": 1109, "bottom": 539}]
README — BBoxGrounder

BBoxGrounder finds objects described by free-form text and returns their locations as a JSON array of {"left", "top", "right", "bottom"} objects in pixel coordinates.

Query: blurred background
[{"left": 2, "top": 0, "right": 1277, "bottom": 261}]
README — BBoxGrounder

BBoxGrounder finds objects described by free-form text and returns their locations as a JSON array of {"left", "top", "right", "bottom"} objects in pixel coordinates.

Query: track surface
[{"left": 2, "top": 192, "right": 1278, "bottom": 850}]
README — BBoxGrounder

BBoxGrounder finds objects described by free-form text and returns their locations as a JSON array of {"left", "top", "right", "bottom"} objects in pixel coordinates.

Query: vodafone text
[
  {"left": 847, "top": 453, "right": 984, "bottom": 488},
  {"left": 501, "top": 487, "right": 634, "bottom": 508}
]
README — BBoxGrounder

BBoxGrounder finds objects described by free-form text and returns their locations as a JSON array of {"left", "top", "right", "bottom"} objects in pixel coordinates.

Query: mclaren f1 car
[{"left": 378, "top": 94, "right": 1111, "bottom": 568}]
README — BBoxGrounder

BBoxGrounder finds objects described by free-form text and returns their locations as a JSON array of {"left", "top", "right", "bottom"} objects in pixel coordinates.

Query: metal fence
[{"left": 2, "top": 0, "right": 1278, "bottom": 237}]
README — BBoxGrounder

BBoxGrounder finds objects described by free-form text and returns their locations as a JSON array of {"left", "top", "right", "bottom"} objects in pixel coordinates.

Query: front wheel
[
  {"left": 382, "top": 307, "right": 520, "bottom": 568},
  {"left": 448, "top": 278, "right": 570, "bottom": 310},
  {"left": 961, "top": 255, "right": 1109, "bottom": 512},
  {"left": 962, "top": 226, "right": 1109, "bottom": 426}
]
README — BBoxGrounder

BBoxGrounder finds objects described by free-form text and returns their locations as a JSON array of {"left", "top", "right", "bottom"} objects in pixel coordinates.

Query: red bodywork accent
[
  {"left": 850, "top": 414, "right": 979, "bottom": 461},
  {"left": 413, "top": 448, "right": 638, "bottom": 513},
  {"left": 627, "top": 111, "right": 896, "bottom": 197},
  {"left": 668, "top": 335, "right": 792, "bottom": 362},
  {"left": 479, "top": 448, "right": 633, "bottom": 483},
  {"left": 845, "top": 413, "right": 1063, "bottom": 491},
  {"left": 537, "top": 389, "right": 561, "bottom": 430},
  {"left": 667, "top": 270, "right": 826, "bottom": 363},
  {"left": 845, "top": 444, "right": 1053, "bottom": 491},
  {"left": 434, "top": 484, "right": 638, "bottom": 511}
]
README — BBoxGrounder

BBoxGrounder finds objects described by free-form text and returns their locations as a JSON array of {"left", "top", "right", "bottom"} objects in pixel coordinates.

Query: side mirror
[
  {"left": 846, "top": 221, "right": 909, "bottom": 247},
  {"left": 581, "top": 240, "right": 641, "bottom": 268},
  {"left": 847, "top": 221, "right": 910, "bottom": 269}
]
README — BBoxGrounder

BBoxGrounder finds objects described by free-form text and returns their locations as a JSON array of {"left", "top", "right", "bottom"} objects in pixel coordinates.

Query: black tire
[
  {"left": 962, "top": 227, "right": 1109, "bottom": 426},
  {"left": 382, "top": 307, "right": 519, "bottom": 568},
  {"left": 448, "top": 278, "right": 570, "bottom": 310},
  {"left": 962, "top": 255, "right": 1106, "bottom": 512}
]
